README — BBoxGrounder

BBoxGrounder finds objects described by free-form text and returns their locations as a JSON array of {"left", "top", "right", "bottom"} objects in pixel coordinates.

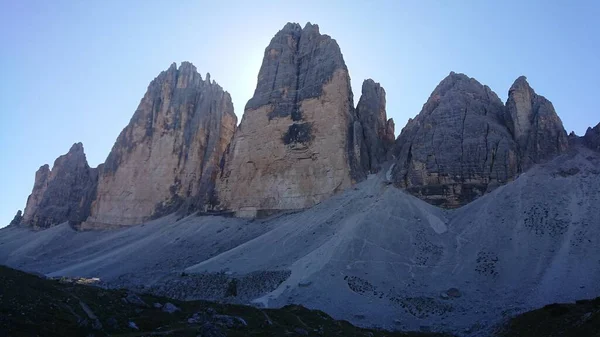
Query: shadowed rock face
[
  {"left": 84, "top": 62, "right": 237, "bottom": 227},
  {"left": 583, "top": 123, "right": 600, "bottom": 151},
  {"left": 21, "top": 143, "right": 99, "bottom": 228},
  {"left": 8, "top": 210, "right": 22, "bottom": 227},
  {"left": 217, "top": 22, "right": 367, "bottom": 217},
  {"left": 355, "top": 79, "right": 395, "bottom": 171},
  {"left": 391, "top": 72, "right": 518, "bottom": 208},
  {"left": 505, "top": 76, "right": 568, "bottom": 169}
]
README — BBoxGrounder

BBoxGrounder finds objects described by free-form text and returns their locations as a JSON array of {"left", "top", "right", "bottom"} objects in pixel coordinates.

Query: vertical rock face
[
  {"left": 583, "top": 123, "right": 600, "bottom": 151},
  {"left": 217, "top": 22, "right": 365, "bottom": 217},
  {"left": 355, "top": 79, "right": 395, "bottom": 171},
  {"left": 391, "top": 72, "right": 518, "bottom": 207},
  {"left": 505, "top": 76, "right": 568, "bottom": 169},
  {"left": 85, "top": 62, "right": 237, "bottom": 227},
  {"left": 21, "top": 143, "right": 99, "bottom": 228}
]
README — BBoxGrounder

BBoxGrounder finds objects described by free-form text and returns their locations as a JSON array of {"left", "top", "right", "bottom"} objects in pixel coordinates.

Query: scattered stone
[
  {"left": 298, "top": 281, "right": 312, "bottom": 287},
  {"left": 153, "top": 302, "right": 163, "bottom": 309},
  {"left": 128, "top": 321, "right": 139, "bottom": 330},
  {"left": 213, "top": 314, "right": 247, "bottom": 328},
  {"left": 188, "top": 312, "right": 206, "bottom": 324},
  {"left": 197, "top": 322, "right": 225, "bottom": 337},
  {"left": 162, "top": 302, "right": 180, "bottom": 314},
  {"left": 122, "top": 292, "right": 148, "bottom": 307},
  {"left": 294, "top": 327, "right": 309, "bottom": 335},
  {"left": 446, "top": 287, "right": 462, "bottom": 298}
]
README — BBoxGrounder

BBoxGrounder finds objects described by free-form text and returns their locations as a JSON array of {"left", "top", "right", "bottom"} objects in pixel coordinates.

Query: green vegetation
[
  {"left": 498, "top": 298, "right": 600, "bottom": 337},
  {"left": 3, "top": 264, "right": 599, "bottom": 336},
  {"left": 0, "top": 265, "right": 449, "bottom": 337}
]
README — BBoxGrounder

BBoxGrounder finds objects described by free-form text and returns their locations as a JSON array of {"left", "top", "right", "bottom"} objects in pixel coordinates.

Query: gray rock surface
[
  {"left": 583, "top": 122, "right": 600, "bottom": 151},
  {"left": 21, "top": 143, "right": 99, "bottom": 228},
  {"left": 84, "top": 62, "right": 237, "bottom": 227},
  {"left": 217, "top": 22, "right": 368, "bottom": 217},
  {"left": 8, "top": 210, "right": 22, "bottom": 227},
  {"left": 505, "top": 76, "right": 568, "bottom": 169},
  {"left": 355, "top": 79, "right": 395, "bottom": 172},
  {"left": 391, "top": 72, "right": 518, "bottom": 207}
]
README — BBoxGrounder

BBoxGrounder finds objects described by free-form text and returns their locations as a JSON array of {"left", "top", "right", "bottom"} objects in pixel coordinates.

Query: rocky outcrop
[
  {"left": 355, "top": 79, "right": 395, "bottom": 171},
  {"left": 21, "top": 143, "right": 99, "bottom": 228},
  {"left": 216, "top": 22, "right": 367, "bottom": 217},
  {"left": 391, "top": 72, "right": 518, "bottom": 208},
  {"left": 84, "top": 62, "right": 237, "bottom": 227},
  {"left": 505, "top": 76, "right": 568, "bottom": 169},
  {"left": 8, "top": 210, "right": 22, "bottom": 227},
  {"left": 583, "top": 123, "right": 600, "bottom": 151}
]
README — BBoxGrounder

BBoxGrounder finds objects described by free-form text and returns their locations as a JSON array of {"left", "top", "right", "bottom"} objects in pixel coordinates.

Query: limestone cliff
[
  {"left": 84, "top": 62, "right": 237, "bottom": 227},
  {"left": 505, "top": 76, "right": 568, "bottom": 169},
  {"left": 583, "top": 123, "right": 600, "bottom": 151},
  {"left": 391, "top": 72, "right": 518, "bottom": 207},
  {"left": 216, "top": 22, "right": 367, "bottom": 217},
  {"left": 355, "top": 79, "right": 395, "bottom": 171},
  {"left": 21, "top": 143, "right": 99, "bottom": 228}
]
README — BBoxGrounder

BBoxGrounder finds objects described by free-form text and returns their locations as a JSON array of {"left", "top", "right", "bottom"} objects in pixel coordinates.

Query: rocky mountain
[
  {"left": 10, "top": 23, "right": 589, "bottom": 225},
  {"left": 391, "top": 72, "right": 519, "bottom": 208},
  {"left": 20, "top": 143, "right": 98, "bottom": 229},
  {"left": 391, "top": 73, "right": 573, "bottom": 207},
  {"left": 505, "top": 76, "right": 569, "bottom": 170},
  {"left": 216, "top": 23, "right": 379, "bottom": 217},
  {"left": 355, "top": 79, "right": 395, "bottom": 172},
  {"left": 83, "top": 62, "right": 237, "bottom": 228},
  {"left": 583, "top": 123, "right": 600, "bottom": 151}
]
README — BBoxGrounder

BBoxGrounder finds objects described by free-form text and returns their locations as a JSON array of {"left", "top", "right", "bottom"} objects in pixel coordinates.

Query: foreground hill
[
  {"left": 0, "top": 265, "right": 447, "bottom": 337},
  {"left": 2, "top": 265, "right": 599, "bottom": 337}
]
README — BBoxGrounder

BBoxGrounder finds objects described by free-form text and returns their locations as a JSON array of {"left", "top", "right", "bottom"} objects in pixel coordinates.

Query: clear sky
[{"left": 1, "top": 0, "right": 599, "bottom": 227}]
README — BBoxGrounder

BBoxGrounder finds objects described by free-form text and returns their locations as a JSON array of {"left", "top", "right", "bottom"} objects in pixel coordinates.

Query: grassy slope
[
  {"left": 497, "top": 299, "right": 600, "bottom": 337},
  {"left": 0, "top": 265, "right": 449, "bottom": 337},
  {"left": 3, "top": 264, "right": 600, "bottom": 337}
]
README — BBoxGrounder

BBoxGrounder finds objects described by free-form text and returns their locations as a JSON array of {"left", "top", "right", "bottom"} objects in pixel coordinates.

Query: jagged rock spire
[
  {"left": 505, "top": 76, "right": 568, "bottom": 169},
  {"left": 84, "top": 62, "right": 237, "bottom": 227}
]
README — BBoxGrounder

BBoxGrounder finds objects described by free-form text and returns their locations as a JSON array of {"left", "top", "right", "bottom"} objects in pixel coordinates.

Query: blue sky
[{"left": 1, "top": 0, "right": 599, "bottom": 227}]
